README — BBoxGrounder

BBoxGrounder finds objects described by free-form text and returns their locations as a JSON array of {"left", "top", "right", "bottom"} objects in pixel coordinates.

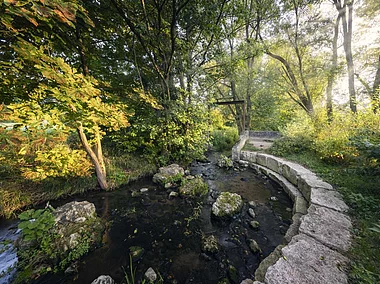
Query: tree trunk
[
  {"left": 326, "top": 14, "right": 341, "bottom": 121},
  {"left": 335, "top": 0, "right": 356, "bottom": 113},
  {"left": 231, "top": 80, "right": 244, "bottom": 134},
  {"left": 372, "top": 55, "right": 380, "bottom": 112},
  {"left": 76, "top": 24, "right": 108, "bottom": 190},
  {"left": 78, "top": 124, "right": 108, "bottom": 190},
  {"left": 266, "top": 51, "right": 314, "bottom": 115}
]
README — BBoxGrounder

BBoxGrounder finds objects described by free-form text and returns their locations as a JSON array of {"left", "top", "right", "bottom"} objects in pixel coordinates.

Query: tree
[
  {"left": 1, "top": 0, "right": 130, "bottom": 189},
  {"left": 334, "top": 0, "right": 357, "bottom": 113},
  {"left": 326, "top": 13, "right": 341, "bottom": 120},
  {"left": 259, "top": 0, "right": 330, "bottom": 117}
]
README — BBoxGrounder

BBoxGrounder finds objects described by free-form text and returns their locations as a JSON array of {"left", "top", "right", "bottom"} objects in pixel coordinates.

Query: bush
[
  {"left": 313, "top": 114, "right": 358, "bottom": 163},
  {"left": 211, "top": 127, "right": 239, "bottom": 152},
  {"left": 270, "top": 113, "right": 315, "bottom": 156},
  {"left": 22, "top": 144, "right": 93, "bottom": 181}
]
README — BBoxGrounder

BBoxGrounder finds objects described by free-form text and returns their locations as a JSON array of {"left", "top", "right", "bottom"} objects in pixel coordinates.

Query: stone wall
[
  {"left": 248, "top": 131, "right": 281, "bottom": 139},
  {"left": 232, "top": 131, "right": 250, "bottom": 161},
  {"left": 238, "top": 151, "right": 352, "bottom": 284}
]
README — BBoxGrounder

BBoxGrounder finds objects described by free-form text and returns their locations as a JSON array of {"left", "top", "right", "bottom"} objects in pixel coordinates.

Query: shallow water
[{"left": 0, "top": 154, "right": 292, "bottom": 284}]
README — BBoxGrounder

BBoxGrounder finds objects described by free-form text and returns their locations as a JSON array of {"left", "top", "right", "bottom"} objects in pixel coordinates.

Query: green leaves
[{"left": 18, "top": 208, "right": 55, "bottom": 242}]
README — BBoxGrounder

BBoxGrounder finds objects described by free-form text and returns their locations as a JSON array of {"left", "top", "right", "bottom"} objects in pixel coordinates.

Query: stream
[{"left": 0, "top": 153, "right": 292, "bottom": 284}]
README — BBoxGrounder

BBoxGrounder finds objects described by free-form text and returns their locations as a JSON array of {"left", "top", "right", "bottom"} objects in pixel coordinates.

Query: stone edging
[{"left": 235, "top": 149, "right": 352, "bottom": 284}]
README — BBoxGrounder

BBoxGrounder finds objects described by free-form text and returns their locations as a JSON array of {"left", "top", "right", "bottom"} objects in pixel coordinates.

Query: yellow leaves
[
  {"left": 22, "top": 144, "right": 93, "bottom": 181},
  {"left": 133, "top": 88, "right": 163, "bottom": 110},
  {"left": 18, "top": 146, "right": 27, "bottom": 155}
]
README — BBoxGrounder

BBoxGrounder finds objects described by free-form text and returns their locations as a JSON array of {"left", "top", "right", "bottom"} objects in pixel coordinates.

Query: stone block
[
  {"left": 298, "top": 174, "right": 333, "bottom": 202},
  {"left": 265, "top": 234, "right": 349, "bottom": 284},
  {"left": 255, "top": 245, "right": 284, "bottom": 282},
  {"left": 310, "top": 188, "right": 349, "bottom": 213},
  {"left": 281, "top": 162, "right": 312, "bottom": 186},
  {"left": 299, "top": 205, "right": 352, "bottom": 252},
  {"left": 293, "top": 196, "right": 308, "bottom": 215},
  {"left": 284, "top": 213, "right": 303, "bottom": 243},
  {"left": 240, "top": 151, "right": 257, "bottom": 163},
  {"left": 256, "top": 153, "right": 268, "bottom": 167},
  {"left": 281, "top": 179, "right": 302, "bottom": 202},
  {"left": 267, "top": 171, "right": 283, "bottom": 186},
  {"left": 266, "top": 156, "right": 283, "bottom": 174}
]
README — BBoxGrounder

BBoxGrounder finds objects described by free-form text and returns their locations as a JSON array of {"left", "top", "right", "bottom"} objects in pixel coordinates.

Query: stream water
[{"left": 0, "top": 153, "right": 292, "bottom": 284}]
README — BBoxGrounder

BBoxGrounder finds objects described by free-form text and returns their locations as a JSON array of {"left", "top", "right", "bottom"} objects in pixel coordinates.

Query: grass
[
  {"left": 0, "top": 152, "right": 156, "bottom": 219},
  {"left": 272, "top": 150, "right": 380, "bottom": 283}
]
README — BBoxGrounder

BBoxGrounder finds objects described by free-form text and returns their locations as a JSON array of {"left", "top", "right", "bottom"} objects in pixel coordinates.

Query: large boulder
[
  {"left": 212, "top": 192, "right": 243, "bottom": 218},
  {"left": 179, "top": 176, "right": 208, "bottom": 197},
  {"left": 53, "top": 201, "right": 104, "bottom": 252},
  {"left": 16, "top": 201, "right": 104, "bottom": 282},
  {"left": 153, "top": 164, "right": 185, "bottom": 186}
]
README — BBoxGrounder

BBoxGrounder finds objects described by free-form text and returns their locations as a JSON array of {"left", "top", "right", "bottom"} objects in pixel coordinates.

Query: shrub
[
  {"left": 211, "top": 127, "right": 239, "bottom": 152},
  {"left": 22, "top": 144, "right": 93, "bottom": 181}
]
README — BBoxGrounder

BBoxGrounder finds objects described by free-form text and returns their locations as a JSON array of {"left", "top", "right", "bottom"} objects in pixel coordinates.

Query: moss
[
  {"left": 212, "top": 192, "right": 243, "bottom": 217},
  {"left": 15, "top": 210, "right": 104, "bottom": 283},
  {"left": 179, "top": 176, "right": 208, "bottom": 197}
]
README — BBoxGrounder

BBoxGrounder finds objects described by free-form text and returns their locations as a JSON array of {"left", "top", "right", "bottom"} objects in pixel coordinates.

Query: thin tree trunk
[
  {"left": 335, "top": 0, "right": 356, "bottom": 113},
  {"left": 372, "top": 55, "right": 380, "bottom": 112},
  {"left": 326, "top": 14, "right": 341, "bottom": 121},
  {"left": 78, "top": 124, "right": 108, "bottom": 190},
  {"left": 76, "top": 23, "right": 108, "bottom": 190}
]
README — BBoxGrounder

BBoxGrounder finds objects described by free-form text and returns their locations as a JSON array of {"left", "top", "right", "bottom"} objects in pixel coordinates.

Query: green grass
[
  {"left": 242, "top": 142, "right": 261, "bottom": 152},
  {"left": 272, "top": 150, "right": 380, "bottom": 283},
  {"left": 0, "top": 153, "right": 156, "bottom": 219}
]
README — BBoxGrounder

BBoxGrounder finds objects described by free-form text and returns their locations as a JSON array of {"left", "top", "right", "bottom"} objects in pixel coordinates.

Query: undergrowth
[{"left": 0, "top": 152, "right": 156, "bottom": 219}]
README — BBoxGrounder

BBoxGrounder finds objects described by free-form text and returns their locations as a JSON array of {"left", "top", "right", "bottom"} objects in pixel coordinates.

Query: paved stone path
[{"left": 232, "top": 136, "right": 352, "bottom": 284}]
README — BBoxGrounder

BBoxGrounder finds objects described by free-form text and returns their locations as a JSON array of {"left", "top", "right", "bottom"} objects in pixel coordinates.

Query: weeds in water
[
  {"left": 123, "top": 255, "right": 137, "bottom": 284},
  {"left": 184, "top": 202, "right": 203, "bottom": 227},
  {"left": 123, "top": 255, "right": 163, "bottom": 284}
]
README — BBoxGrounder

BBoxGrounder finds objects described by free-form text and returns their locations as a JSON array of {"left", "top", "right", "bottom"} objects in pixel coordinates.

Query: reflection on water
[{"left": 1, "top": 153, "right": 292, "bottom": 284}]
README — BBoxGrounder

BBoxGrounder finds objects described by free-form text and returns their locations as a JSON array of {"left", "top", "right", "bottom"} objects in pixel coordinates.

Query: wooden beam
[{"left": 214, "top": 100, "right": 245, "bottom": 105}]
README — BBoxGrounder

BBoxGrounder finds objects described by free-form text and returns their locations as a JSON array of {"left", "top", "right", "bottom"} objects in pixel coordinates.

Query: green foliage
[
  {"left": 211, "top": 127, "right": 239, "bottom": 152},
  {"left": 217, "top": 155, "right": 233, "bottom": 169},
  {"left": 369, "top": 223, "right": 380, "bottom": 234},
  {"left": 179, "top": 176, "right": 209, "bottom": 198},
  {"left": 18, "top": 208, "right": 55, "bottom": 242},
  {"left": 111, "top": 99, "right": 211, "bottom": 165},
  {"left": 16, "top": 208, "right": 101, "bottom": 282}
]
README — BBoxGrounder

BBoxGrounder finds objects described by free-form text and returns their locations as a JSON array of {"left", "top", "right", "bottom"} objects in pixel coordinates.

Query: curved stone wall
[{"left": 237, "top": 150, "right": 352, "bottom": 284}]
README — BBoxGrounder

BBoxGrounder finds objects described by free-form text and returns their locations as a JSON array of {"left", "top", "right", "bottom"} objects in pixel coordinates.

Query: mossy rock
[
  {"left": 179, "top": 176, "right": 208, "bottom": 198},
  {"left": 152, "top": 164, "right": 185, "bottom": 186},
  {"left": 15, "top": 201, "right": 104, "bottom": 282},
  {"left": 212, "top": 192, "right": 243, "bottom": 218}
]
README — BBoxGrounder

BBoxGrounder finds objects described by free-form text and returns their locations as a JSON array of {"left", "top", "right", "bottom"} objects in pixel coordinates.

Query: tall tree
[
  {"left": 326, "top": 13, "right": 341, "bottom": 120},
  {"left": 334, "top": 0, "right": 357, "bottom": 113}
]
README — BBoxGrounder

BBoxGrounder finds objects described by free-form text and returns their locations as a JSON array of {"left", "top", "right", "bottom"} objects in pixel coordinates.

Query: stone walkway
[{"left": 233, "top": 144, "right": 352, "bottom": 284}]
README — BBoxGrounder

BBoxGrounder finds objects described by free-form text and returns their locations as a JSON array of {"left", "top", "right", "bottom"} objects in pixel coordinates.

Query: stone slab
[
  {"left": 265, "top": 234, "right": 349, "bottom": 284},
  {"left": 266, "top": 155, "right": 284, "bottom": 174},
  {"left": 284, "top": 213, "right": 303, "bottom": 243},
  {"left": 299, "top": 205, "right": 351, "bottom": 252},
  {"left": 293, "top": 196, "right": 308, "bottom": 215},
  {"left": 310, "top": 187, "right": 349, "bottom": 213},
  {"left": 256, "top": 153, "right": 268, "bottom": 167},
  {"left": 255, "top": 245, "right": 284, "bottom": 282},
  {"left": 298, "top": 174, "right": 333, "bottom": 201},
  {"left": 240, "top": 151, "right": 257, "bottom": 163},
  {"left": 281, "top": 179, "right": 302, "bottom": 202},
  {"left": 281, "top": 162, "right": 313, "bottom": 186}
]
